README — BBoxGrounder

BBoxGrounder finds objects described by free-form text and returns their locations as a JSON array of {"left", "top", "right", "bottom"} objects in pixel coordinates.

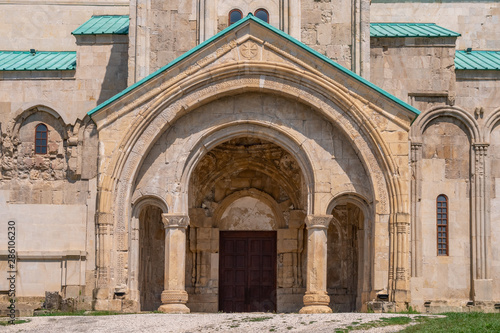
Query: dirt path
[{"left": 1, "top": 312, "right": 438, "bottom": 333}]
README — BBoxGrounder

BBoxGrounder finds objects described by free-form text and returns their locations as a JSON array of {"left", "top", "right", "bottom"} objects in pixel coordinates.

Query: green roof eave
[
  {"left": 88, "top": 14, "right": 420, "bottom": 117},
  {"left": 370, "top": 23, "right": 460, "bottom": 38},
  {"left": 455, "top": 50, "right": 500, "bottom": 70},
  {"left": 0, "top": 51, "right": 76, "bottom": 71},
  {"left": 72, "top": 15, "right": 129, "bottom": 35}
]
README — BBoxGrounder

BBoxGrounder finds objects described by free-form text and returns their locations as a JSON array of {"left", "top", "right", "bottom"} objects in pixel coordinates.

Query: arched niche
[
  {"left": 129, "top": 196, "right": 168, "bottom": 311},
  {"left": 326, "top": 193, "right": 372, "bottom": 312}
]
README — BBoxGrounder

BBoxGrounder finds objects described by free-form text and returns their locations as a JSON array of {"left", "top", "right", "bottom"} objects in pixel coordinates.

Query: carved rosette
[
  {"left": 161, "top": 214, "right": 190, "bottom": 229},
  {"left": 304, "top": 215, "right": 333, "bottom": 229},
  {"left": 240, "top": 40, "right": 259, "bottom": 60}
]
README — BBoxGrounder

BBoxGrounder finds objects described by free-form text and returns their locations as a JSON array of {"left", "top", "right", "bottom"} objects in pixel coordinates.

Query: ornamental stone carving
[
  {"left": 305, "top": 215, "right": 333, "bottom": 229},
  {"left": 240, "top": 41, "right": 258, "bottom": 59},
  {"left": 162, "top": 214, "right": 190, "bottom": 229}
]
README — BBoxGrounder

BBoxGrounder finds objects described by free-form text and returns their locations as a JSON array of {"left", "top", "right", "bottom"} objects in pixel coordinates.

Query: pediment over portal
[{"left": 89, "top": 14, "right": 419, "bottom": 133}]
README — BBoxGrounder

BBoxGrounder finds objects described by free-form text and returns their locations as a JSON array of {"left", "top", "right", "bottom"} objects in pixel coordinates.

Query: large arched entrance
[{"left": 186, "top": 137, "right": 306, "bottom": 312}]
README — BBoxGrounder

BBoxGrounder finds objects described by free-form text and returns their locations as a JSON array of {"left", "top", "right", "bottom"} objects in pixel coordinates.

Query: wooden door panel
[{"left": 219, "top": 231, "right": 276, "bottom": 312}]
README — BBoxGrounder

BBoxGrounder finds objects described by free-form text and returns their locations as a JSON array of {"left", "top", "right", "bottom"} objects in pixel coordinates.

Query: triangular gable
[{"left": 88, "top": 14, "right": 420, "bottom": 117}]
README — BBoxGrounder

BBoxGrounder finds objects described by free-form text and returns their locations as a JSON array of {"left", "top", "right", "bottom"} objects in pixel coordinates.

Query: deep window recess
[
  {"left": 437, "top": 195, "right": 448, "bottom": 256},
  {"left": 229, "top": 9, "right": 243, "bottom": 25},
  {"left": 35, "top": 123, "right": 48, "bottom": 154},
  {"left": 254, "top": 8, "right": 269, "bottom": 23}
]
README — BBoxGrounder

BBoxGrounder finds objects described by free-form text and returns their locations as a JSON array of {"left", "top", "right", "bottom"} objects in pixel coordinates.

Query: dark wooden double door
[{"left": 219, "top": 231, "right": 277, "bottom": 312}]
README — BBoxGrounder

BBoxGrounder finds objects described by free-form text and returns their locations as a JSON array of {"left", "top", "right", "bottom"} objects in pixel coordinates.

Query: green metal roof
[
  {"left": 0, "top": 51, "right": 76, "bottom": 71},
  {"left": 88, "top": 14, "right": 420, "bottom": 116},
  {"left": 455, "top": 50, "right": 500, "bottom": 70},
  {"left": 371, "top": 23, "right": 460, "bottom": 38},
  {"left": 72, "top": 15, "right": 129, "bottom": 35}
]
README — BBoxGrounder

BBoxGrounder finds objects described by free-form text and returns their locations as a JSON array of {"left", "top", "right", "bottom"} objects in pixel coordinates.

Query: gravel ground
[{"left": 1, "top": 313, "right": 436, "bottom": 333}]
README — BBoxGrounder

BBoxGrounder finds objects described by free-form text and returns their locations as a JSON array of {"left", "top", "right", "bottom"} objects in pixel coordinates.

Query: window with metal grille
[
  {"left": 437, "top": 195, "right": 448, "bottom": 256},
  {"left": 35, "top": 123, "right": 48, "bottom": 154},
  {"left": 229, "top": 9, "right": 243, "bottom": 25},
  {"left": 254, "top": 8, "right": 269, "bottom": 23}
]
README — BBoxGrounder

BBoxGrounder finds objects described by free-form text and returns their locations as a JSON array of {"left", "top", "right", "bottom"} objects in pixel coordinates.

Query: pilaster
[
  {"left": 471, "top": 143, "right": 492, "bottom": 302},
  {"left": 93, "top": 212, "right": 114, "bottom": 310}
]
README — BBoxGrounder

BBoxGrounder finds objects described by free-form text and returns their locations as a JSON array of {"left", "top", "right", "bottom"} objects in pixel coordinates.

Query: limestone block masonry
[{"left": 1, "top": 0, "right": 500, "bottom": 315}]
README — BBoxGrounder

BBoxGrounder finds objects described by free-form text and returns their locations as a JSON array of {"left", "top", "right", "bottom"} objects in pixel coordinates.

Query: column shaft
[
  {"left": 299, "top": 215, "right": 333, "bottom": 314},
  {"left": 158, "top": 214, "right": 190, "bottom": 314}
]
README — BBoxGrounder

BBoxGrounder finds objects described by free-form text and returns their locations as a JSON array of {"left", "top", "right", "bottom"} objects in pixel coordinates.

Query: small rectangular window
[
  {"left": 35, "top": 124, "right": 48, "bottom": 154},
  {"left": 437, "top": 195, "right": 448, "bottom": 256}
]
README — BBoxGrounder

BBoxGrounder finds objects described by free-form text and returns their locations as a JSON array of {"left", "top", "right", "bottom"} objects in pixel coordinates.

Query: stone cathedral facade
[{"left": 0, "top": 1, "right": 499, "bottom": 315}]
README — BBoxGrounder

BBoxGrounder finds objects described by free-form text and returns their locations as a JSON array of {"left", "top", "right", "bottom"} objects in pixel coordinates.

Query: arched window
[
  {"left": 437, "top": 195, "right": 448, "bottom": 256},
  {"left": 35, "top": 123, "right": 48, "bottom": 154},
  {"left": 254, "top": 8, "right": 269, "bottom": 23},
  {"left": 229, "top": 9, "right": 243, "bottom": 25}
]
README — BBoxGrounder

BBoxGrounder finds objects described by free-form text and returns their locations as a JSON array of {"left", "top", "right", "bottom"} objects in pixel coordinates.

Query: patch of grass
[
  {"left": 287, "top": 326, "right": 293, "bottom": 330},
  {"left": 337, "top": 316, "right": 413, "bottom": 332},
  {"left": 400, "top": 312, "right": 500, "bottom": 332},
  {"left": 0, "top": 319, "right": 30, "bottom": 326}
]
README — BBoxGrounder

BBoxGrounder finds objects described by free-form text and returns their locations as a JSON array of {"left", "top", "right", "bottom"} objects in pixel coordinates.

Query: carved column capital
[
  {"left": 410, "top": 142, "right": 422, "bottom": 150},
  {"left": 161, "top": 214, "right": 190, "bottom": 229},
  {"left": 304, "top": 215, "right": 333, "bottom": 230},
  {"left": 473, "top": 143, "right": 489, "bottom": 151}
]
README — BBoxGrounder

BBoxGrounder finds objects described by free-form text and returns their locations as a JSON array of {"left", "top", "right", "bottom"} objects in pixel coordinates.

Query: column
[
  {"left": 299, "top": 215, "right": 333, "bottom": 314},
  {"left": 158, "top": 214, "right": 190, "bottom": 313}
]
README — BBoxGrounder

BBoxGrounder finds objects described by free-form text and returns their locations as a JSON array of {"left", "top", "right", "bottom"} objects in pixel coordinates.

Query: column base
[
  {"left": 158, "top": 290, "right": 190, "bottom": 313},
  {"left": 299, "top": 292, "right": 332, "bottom": 313},
  {"left": 299, "top": 305, "right": 332, "bottom": 314},
  {"left": 158, "top": 303, "right": 190, "bottom": 314}
]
